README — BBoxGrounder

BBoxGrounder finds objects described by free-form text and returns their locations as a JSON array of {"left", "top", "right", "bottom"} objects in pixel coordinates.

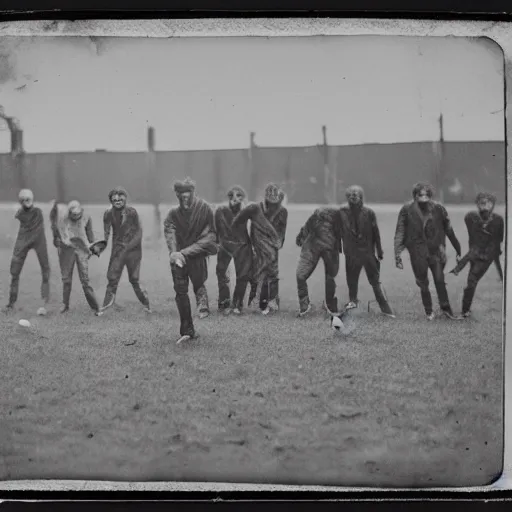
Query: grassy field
[{"left": 0, "top": 202, "right": 504, "bottom": 487}]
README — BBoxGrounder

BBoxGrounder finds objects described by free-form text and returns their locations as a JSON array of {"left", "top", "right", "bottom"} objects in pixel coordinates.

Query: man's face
[
  {"left": 18, "top": 192, "right": 33, "bottom": 210},
  {"left": 111, "top": 193, "right": 126, "bottom": 210},
  {"left": 477, "top": 198, "right": 494, "bottom": 217},
  {"left": 347, "top": 188, "right": 363, "bottom": 206},
  {"left": 178, "top": 191, "right": 193, "bottom": 210},
  {"left": 416, "top": 189, "right": 431, "bottom": 205},
  {"left": 229, "top": 191, "right": 244, "bottom": 209}
]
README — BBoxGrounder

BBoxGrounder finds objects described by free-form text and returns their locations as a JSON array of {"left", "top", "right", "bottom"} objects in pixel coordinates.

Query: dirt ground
[{"left": 0, "top": 203, "right": 504, "bottom": 487}]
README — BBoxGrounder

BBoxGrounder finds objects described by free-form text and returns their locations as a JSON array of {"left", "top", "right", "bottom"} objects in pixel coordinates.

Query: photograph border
[{"left": 0, "top": 17, "right": 509, "bottom": 495}]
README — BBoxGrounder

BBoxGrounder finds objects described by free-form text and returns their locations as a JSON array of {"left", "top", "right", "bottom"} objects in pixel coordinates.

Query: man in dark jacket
[
  {"left": 215, "top": 185, "right": 253, "bottom": 315},
  {"left": 339, "top": 185, "right": 395, "bottom": 317},
  {"left": 5, "top": 189, "right": 50, "bottom": 312},
  {"left": 394, "top": 182, "right": 462, "bottom": 320},
  {"left": 295, "top": 206, "right": 342, "bottom": 316},
  {"left": 101, "top": 186, "right": 151, "bottom": 313},
  {"left": 164, "top": 178, "right": 218, "bottom": 343},
  {"left": 449, "top": 192, "right": 504, "bottom": 317},
  {"left": 232, "top": 183, "right": 288, "bottom": 315}
]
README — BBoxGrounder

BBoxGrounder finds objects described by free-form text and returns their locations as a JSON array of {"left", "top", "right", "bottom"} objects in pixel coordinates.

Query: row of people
[{"left": 3, "top": 180, "right": 503, "bottom": 344}]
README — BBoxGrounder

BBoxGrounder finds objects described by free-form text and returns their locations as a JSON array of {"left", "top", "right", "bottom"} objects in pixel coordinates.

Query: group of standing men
[{"left": 4, "top": 179, "right": 504, "bottom": 344}]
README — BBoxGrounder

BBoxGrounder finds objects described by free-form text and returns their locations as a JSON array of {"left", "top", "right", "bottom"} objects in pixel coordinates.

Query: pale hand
[{"left": 396, "top": 258, "right": 403, "bottom": 270}]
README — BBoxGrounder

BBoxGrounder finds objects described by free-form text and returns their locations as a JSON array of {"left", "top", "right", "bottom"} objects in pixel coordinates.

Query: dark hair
[
  {"left": 475, "top": 191, "right": 497, "bottom": 205},
  {"left": 227, "top": 185, "right": 247, "bottom": 199},
  {"left": 412, "top": 182, "right": 434, "bottom": 199},
  {"left": 108, "top": 186, "right": 128, "bottom": 202},
  {"left": 173, "top": 177, "right": 196, "bottom": 194}
]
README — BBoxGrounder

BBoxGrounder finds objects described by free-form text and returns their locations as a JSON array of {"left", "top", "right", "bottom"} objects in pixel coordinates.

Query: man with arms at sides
[
  {"left": 4, "top": 189, "right": 50, "bottom": 314},
  {"left": 164, "top": 177, "right": 218, "bottom": 344},
  {"left": 101, "top": 186, "right": 151, "bottom": 314},
  {"left": 232, "top": 183, "right": 288, "bottom": 316},
  {"left": 394, "top": 182, "right": 462, "bottom": 320},
  {"left": 295, "top": 205, "right": 343, "bottom": 317},
  {"left": 50, "top": 199, "right": 103, "bottom": 316},
  {"left": 339, "top": 185, "right": 395, "bottom": 317},
  {"left": 449, "top": 191, "right": 504, "bottom": 318},
  {"left": 215, "top": 185, "right": 253, "bottom": 316}
]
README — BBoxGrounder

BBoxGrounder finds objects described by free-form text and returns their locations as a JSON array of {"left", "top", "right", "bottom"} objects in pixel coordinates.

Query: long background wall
[{"left": 0, "top": 140, "right": 505, "bottom": 204}]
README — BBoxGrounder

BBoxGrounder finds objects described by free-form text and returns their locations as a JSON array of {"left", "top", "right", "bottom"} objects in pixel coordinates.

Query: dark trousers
[
  {"left": 462, "top": 258, "right": 494, "bottom": 314},
  {"left": 409, "top": 251, "right": 451, "bottom": 315},
  {"left": 171, "top": 257, "right": 209, "bottom": 337},
  {"left": 296, "top": 247, "right": 339, "bottom": 312},
  {"left": 59, "top": 246, "right": 100, "bottom": 312},
  {"left": 103, "top": 246, "right": 149, "bottom": 308},
  {"left": 9, "top": 236, "right": 50, "bottom": 306},
  {"left": 216, "top": 244, "right": 253, "bottom": 310},
  {"left": 248, "top": 257, "right": 280, "bottom": 308},
  {"left": 345, "top": 253, "right": 392, "bottom": 313}
]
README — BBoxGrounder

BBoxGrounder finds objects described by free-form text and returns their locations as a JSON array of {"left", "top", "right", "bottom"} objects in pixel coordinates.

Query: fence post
[
  {"left": 434, "top": 113, "right": 445, "bottom": 203},
  {"left": 56, "top": 154, "right": 66, "bottom": 203},
  {"left": 322, "top": 125, "right": 330, "bottom": 204},
  {"left": 249, "top": 131, "right": 257, "bottom": 201},
  {"left": 147, "top": 126, "right": 161, "bottom": 241}
]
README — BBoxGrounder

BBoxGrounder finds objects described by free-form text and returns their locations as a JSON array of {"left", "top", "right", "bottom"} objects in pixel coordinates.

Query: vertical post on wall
[
  {"left": 56, "top": 154, "right": 66, "bottom": 204},
  {"left": 331, "top": 145, "right": 339, "bottom": 205},
  {"left": 434, "top": 113, "right": 445, "bottom": 204},
  {"left": 322, "top": 125, "right": 329, "bottom": 204},
  {"left": 147, "top": 126, "right": 161, "bottom": 241},
  {"left": 249, "top": 131, "right": 257, "bottom": 201}
]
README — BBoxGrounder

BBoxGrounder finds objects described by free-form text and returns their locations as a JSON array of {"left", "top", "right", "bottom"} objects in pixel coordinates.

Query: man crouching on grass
[
  {"left": 4, "top": 189, "right": 50, "bottom": 313},
  {"left": 50, "top": 200, "right": 103, "bottom": 316},
  {"left": 101, "top": 186, "right": 151, "bottom": 314},
  {"left": 295, "top": 205, "right": 343, "bottom": 317},
  {"left": 394, "top": 182, "right": 462, "bottom": 320},
  {"left": 449, "top": 192, "right": 504, "bottom": 318},
  {"left": 164, "top": 178, "right": 218, "bottom": 344},
  {"left": 215, "top": 185, "right": 253, "bottom": 315},
  {"left": 339, "top": 185, "right": 395, "bottom": 317}
]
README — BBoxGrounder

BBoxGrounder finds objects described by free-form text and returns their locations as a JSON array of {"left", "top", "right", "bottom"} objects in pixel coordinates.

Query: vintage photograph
[{"left": 0, "top": 33, "right": 506, "bottom": 487}]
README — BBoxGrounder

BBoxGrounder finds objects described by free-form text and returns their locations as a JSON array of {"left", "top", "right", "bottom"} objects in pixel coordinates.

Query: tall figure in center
[
  {"left": 215, "top": 185, "right": 253, "bottom": 315},
  {"left": 164, "top": 178, "right": 218, "bottom": 343},
  {"left": 232, "top": 183, "right": 288, "bottom": 315},
  {"left": 339, "top": 185, "right": 395, "bottom": 317}
]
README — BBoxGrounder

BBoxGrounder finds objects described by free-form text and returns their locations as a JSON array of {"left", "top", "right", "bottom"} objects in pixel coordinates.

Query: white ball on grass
[
  {"left": 331, "top": 316, "right": 344, "bottom": 332},
  {"left": 19, "top": 319, "right": 31, "bottom": 328}
]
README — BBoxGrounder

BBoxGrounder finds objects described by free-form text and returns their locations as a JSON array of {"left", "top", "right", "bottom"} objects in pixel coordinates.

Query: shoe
[
  {"left": 298, "top": 303, "right": 312, "bottom": 317},
  {"left": 176, "top": 332, "right": 199, "bottom": 345},
  {"left": 426, "top": 312, "right": 435, "bottom": 321},
  {"left": 442, "top": 309, "right": 462, "bottom": 321},
  {"left": 3, "top": 304, "right": 14, "bottom": 313},
  {"left": 462, "top": 311, "right": 471, "bottom": 318},
  {"left": 232, "top": 308, "right": 242, "bottom": 315},
  {"left": 198, "top": 310, "right": 209, "bottom": 319},
  {"left": 262, "top": 299, "right": 279, "bottom": 316},
  {"left": 381, "top": 311, "right": 396, "bottom": 319},
  {"left": 60, "top": 305, "right": 69, "bottom": 314},
  {"left": 223, "top": 308, "right": 233, "bottom": 316},
  {"left": 95, "top": 310, "right": 104, "bottom": 317},
  {"left": 144, "top": 307, "right": 152, "bottom": 314}
]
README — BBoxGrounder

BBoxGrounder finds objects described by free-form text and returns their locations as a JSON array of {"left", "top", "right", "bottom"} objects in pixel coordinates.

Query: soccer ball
[{"left": 331, "top": 315, "right": 344, "bottom": 332}]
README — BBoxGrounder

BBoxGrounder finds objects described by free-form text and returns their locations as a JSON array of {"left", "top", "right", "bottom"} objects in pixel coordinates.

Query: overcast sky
[{"left": 0, "top": 35, "right": 505, "bottom": 153}]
